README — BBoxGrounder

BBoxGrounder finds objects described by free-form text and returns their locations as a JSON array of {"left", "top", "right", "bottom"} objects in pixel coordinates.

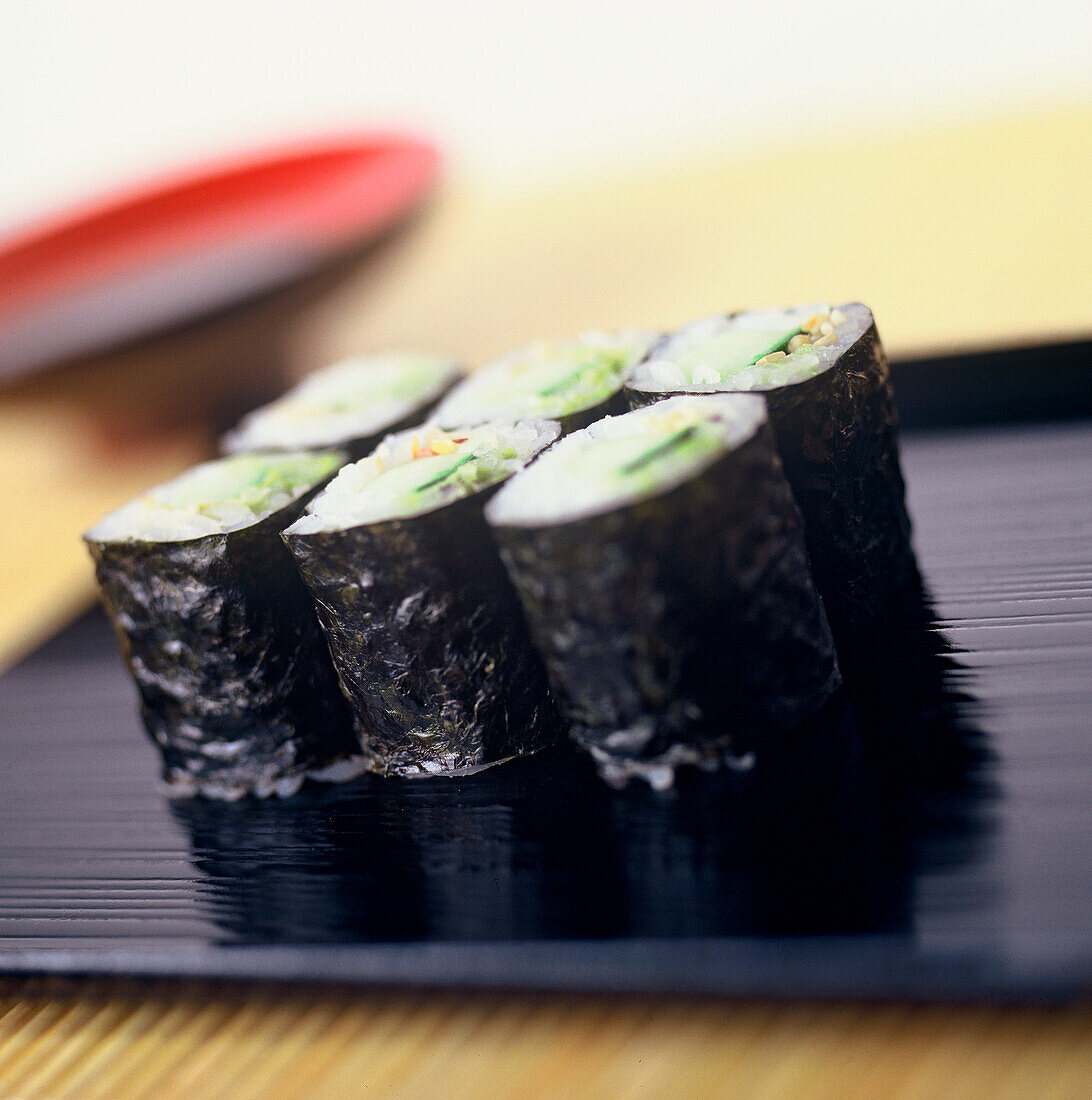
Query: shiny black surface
[{"left": 0, "top": 419, "right": 1090, "bottom": 1001}]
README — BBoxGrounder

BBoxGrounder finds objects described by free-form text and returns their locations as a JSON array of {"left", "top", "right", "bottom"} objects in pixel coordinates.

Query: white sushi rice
[
  {"left": 87, "top": 451, "right": 342, "bottom": 543},
  {"left": 433, "top": 330, "right": 658, "bottom": 427},
  {"left": 164, "top": 754, "right": 371, "bottom": 801},
  {"left": 629, "top": 302, "right": 872, "bottom": 393},
  {"left": 223, "top": 352, "right": 462, "bottom": 452},
  {"left": 288, "top": 419, "right": 561, "bottom": 533},
  {"left": 485, "top": 394, "right": 766, "bottom": 527}
]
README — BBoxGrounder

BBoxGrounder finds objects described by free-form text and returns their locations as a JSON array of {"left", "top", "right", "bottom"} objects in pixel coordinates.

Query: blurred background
[
  {"left": 4, "top": 0, "right": 1091, "bottom": 224},
  {"left": 2, "top": 0, "right": 1091, "bottom": 663}
]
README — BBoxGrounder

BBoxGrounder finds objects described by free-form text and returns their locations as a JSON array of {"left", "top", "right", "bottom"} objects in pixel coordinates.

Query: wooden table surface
[{"left": 1, "top": 106, "right": 1090, "bottom": 1097}]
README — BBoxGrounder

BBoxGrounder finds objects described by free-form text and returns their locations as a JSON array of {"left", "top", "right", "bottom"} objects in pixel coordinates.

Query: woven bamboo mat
[{"left": 2, "top": 981, "right": 1091, "bottom": 1099}]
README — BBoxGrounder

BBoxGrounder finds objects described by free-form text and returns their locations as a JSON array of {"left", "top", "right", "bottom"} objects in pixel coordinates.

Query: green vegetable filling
[
  {"left": 553, "top": 419, "right": 725, "bottom": 503},
  {"left": 620, "top": 426, "right": 700, "bottom": 476},
  {"left": 438, "top": 336, "right": 651, "bottom": 425},
  {"left": 538, "top": 366, "right": 587, "bottom": 398},
  {"left": 414, "top": 453, "right": 479, "bottom": 493},
  {"left": 176, "top": 453, "right": 340, "bottom": 517},
  {"left": 673, "top": 326, "right": 799, "bottom": 378},
  {"left": 338, "top": 445, "right": 510, "bottom": 521}
]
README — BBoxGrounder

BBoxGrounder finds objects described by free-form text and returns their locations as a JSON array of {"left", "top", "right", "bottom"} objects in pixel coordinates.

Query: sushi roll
[
  {"left": 485, "top": 395, "right": 841, "bottom": 789},
  {"left": 432, "top": 330, "right": 658, "bottom": 435},
  {"left": 222, "top": 351, "right": 463, "bottom": 461},
  {"left": 283, "top": 420, "right": 563, "bottom": 776},
  {"left": 85, "top": 451, "right": 359, "bottom": 800},
  {"left": 626, "top": 303, "right": 918, "bottom": 642}
]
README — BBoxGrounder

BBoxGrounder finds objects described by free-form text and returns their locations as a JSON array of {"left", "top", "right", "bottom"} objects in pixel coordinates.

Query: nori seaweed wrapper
[
  {"left": 550, "top": 387, "right": 631, "bottom": 436},
  {"left": 540, "top": 372, "right": 649, "bottom": 435},
  {"left": 86, "top": 486, "right": 358, "bottom": 799},
  {"left": 489, "top": 418, "right": 841, "bottom": 788},
  {"left": 626, "top": 304, "right": 918, "bottom": 645},
  {"left": 284, "top": 488, "right": 563, "bottom": 776}
]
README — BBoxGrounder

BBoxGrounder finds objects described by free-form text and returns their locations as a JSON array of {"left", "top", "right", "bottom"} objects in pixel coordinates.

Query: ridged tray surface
[{"left": 0, "top": 420, "right": 1089, "bottom": 1001}]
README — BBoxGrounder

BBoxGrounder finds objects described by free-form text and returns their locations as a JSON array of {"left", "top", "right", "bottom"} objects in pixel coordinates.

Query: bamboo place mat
[
  {"left": 1, "top": 104, "right": 1090, "bottom": 1096},
  {"left": 1, "top": 982, "right": 1090, "bottom": 1100}
]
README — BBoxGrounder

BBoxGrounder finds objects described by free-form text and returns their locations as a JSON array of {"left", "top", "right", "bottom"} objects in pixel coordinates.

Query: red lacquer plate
[{"left": 0, "top": 134, "right": 441, "bottom": 379}]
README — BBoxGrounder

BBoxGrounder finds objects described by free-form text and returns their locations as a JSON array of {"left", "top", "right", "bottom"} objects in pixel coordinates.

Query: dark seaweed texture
[
  {"left": 763, "top": 320, "right": 919, "bottom": 641},
  {"left": 626, "top": 308, "right": 918, "bottom": 646},
  {"left": 552, "top": 387, "right": 632, "bottom": 435},
  {"left": 86, "top": 494, "right": 357, "bottom": 797},
  {"left": 491, "top": 421, "right": 841, "bottom": 785},
  {"left": 220, "top": 373, "right": 462, "bottom": 462},
  {"left": 285, "top": 489, "right": 562, "bottom": 776}
]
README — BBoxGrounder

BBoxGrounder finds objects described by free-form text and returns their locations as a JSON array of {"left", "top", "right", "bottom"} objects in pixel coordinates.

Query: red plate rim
[{"left": 0, "top": 132, "right": 441, "bottom": 319}]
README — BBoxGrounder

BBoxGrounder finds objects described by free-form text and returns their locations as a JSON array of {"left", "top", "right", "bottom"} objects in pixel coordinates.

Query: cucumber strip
[
  {"left": 538, "top": 366, "right": 587, "bottom": 398},
  {"left": 620, "top": 426, "right": 699, "bottom": 477},
  {"left": 414, "top": 452, "right": 478, "bottom": 493}
]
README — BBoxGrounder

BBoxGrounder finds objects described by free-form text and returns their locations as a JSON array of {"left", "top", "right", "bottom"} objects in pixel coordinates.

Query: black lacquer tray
[{"left": 1, "top": 345, "right": 1090, "bottom": 1002}]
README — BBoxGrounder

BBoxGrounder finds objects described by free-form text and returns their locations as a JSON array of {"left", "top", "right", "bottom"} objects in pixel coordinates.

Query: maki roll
[
  {"left": 283, "top": 420, "right": 563, "bottom": 776},
  {"left": 222, "top": 351, "right": 462, "bottom": 461},
  {"left": 626, "top": 303, "right": 918, "bottom": 642},
  {"left": 433, "top": 330, "right": 658, "bottom": 435},
  {"left": 485, "top": 395, "right": 841, "bottom": 789},
  {"left": 85, "top": 451, "right": 358, "bottom": 800}
]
